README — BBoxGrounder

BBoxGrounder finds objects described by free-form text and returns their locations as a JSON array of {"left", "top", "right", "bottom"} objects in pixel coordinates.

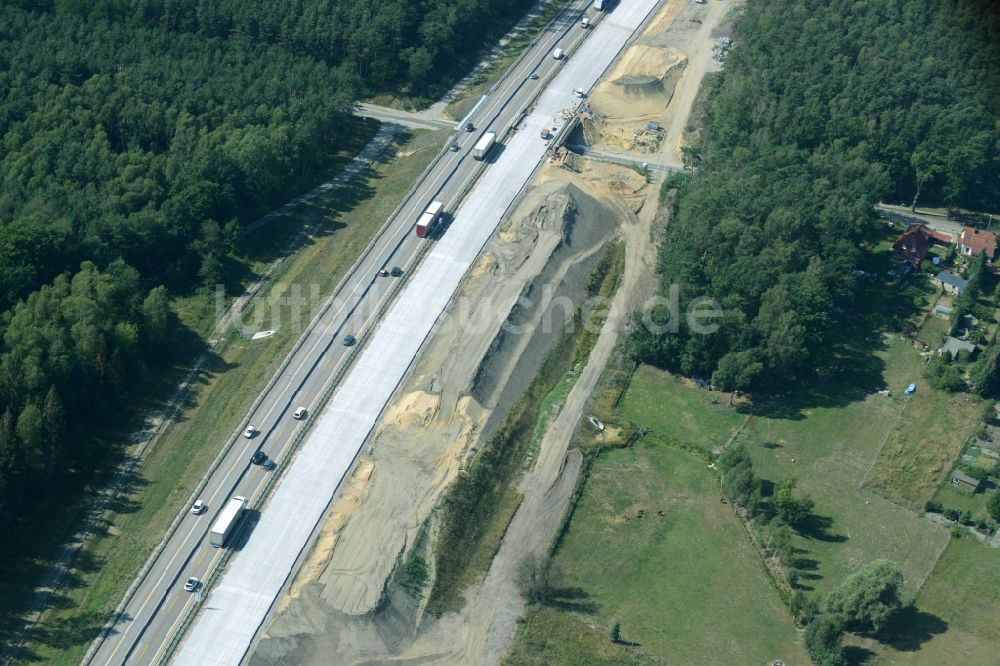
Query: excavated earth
[{"left": 251, "top": 176, "right": 630, "bottom": 665}]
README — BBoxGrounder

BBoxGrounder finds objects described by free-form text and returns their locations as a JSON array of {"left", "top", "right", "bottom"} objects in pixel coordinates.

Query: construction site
[{"left": 250, "top": 1, "right": 737, "bottom": 663}]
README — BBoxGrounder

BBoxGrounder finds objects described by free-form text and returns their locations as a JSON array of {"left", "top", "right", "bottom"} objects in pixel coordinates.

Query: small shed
[
  {"left": 950, "top": 470, "right": 982, "bottom": 495},
  {"left": 935, "top": 271, "right": 968, "bottom": 295},
  {"left": 934, "top": 304, "right": 953, "bottom": 317},
  {"left": 940, "top": 337, "right": 977, "bottom": 360}
]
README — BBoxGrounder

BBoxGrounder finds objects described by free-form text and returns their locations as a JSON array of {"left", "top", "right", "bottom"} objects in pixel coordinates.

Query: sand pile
[
  {"left": 582, "top": 45, "right": 687, "bottom": 154},
  {"left": 254, "top": 179, "right": 624, "bottom": 663},
  {"left": 590, "top": 45, "right": 687, "bottom": 119}
]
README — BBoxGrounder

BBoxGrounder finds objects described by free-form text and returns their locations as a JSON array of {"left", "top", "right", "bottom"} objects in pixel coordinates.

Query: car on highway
[
  {"left": 184, "top": 577, "right": 200, "bottom": 592},
  {"left": 529, "top": 72, "right": 539, "bottom": 80},
  {"left": 293, "top": 406, "right": 307, "bottom": 420},
  {"left": 450, "top": 142, "right": 460, "bottom": 151},
  {"left": 343, "top": 334, "right": 356, "bottom": 346},
  {"left": 243, "top": 425, "right": 257, "bottom": 438},
  {"left": 464, "top": 122, "right": 475, "bottom": 132},
  {"left": 377, "top": 268, "right": 390, "bottom": 277},
  {"left": 190, "top": 500, "right": 206, "bottom": 515},
  {"left": 390, "top": 267, "right": 403, "bottom": 277},
  {"left": 251, "top": 450, "right": 266, "bottom": 465}
]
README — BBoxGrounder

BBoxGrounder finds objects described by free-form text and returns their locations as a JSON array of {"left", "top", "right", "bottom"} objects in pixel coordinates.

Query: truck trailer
[
  {"left": 415, "top": 200, "right": 444, "bottom": 238},
  {"left": 209, "top": 495, "right": 247, "bottom": 548},
  {"left": 472, "top": 131, "right": 497, "bottom": 161}
]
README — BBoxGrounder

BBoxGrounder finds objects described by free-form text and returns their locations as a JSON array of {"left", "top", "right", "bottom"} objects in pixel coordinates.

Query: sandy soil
[
  {"left": 250, "top": 1, "right": 736, "bottom": 663},
  {"left": 252, "top": 169, "right": 631, "bottom": 666},
  {"left": 579, "top": 0, "right": 734, "bottom": 167}
]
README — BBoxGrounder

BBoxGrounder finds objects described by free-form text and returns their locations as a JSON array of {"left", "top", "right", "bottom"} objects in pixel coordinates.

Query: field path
[{"left": 455, "top": 185, "right": 659, "bottom": 664}]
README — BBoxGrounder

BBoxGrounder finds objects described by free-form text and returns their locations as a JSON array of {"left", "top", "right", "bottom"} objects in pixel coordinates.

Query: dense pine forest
[
  {"left": 632, "top": 0, "right": 1000, "bottom": 392},
  {"left": 0, "top": 0, "right": 535, "bottom": 517}
]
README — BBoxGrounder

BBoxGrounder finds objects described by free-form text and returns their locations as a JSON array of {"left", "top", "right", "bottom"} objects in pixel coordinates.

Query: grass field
[
  {"left": 618, "top": 365, "right": 746, "bottom": 452},
  {"left": 534, "top": 440, "right": 807, "bottom": 664},
  {"left": 735, "top": 336, "right": 951, "bottom": 598},
  {"left": 504, "top": 608, "right": 655, "bottom": 666},
  {"left": 15, "top": 128, "right": 447, "bottom": 664},
  {"left": 873, "top": 536, "right": 1000, "bottom": 665},
  {"left": 863, "top": 364, "right": 982, "bottom": 508}
]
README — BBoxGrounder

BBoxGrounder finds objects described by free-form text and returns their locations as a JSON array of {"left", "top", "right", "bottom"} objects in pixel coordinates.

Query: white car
[
  {"left": 243, "top": 425, "right": 256, "bottom": 438},
  {"left": 184, "top": 577, "right": 200, "bottom": 592},
  {"left": 190, "top": 500, "right": 206, "bottom": 514},
  {"left": 293, "top": 406, "right": 307, "bottom": 420}
]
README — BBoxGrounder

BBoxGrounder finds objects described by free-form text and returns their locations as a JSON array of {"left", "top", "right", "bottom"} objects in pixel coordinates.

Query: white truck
[
  {"left": 472, "top": 131, "right": 496, "bottom": 161},
  {"left": 209, "top": 495, "right": 247, "bottom": 548},
  {"left": 594, "top": 0, "right": 604, "bottom": 10},
  {"left": 581, "top": 16, "right": 591, "bottom": 28},
  {"left": 415, "top": 200, "right": 444, "bottom": 237}
]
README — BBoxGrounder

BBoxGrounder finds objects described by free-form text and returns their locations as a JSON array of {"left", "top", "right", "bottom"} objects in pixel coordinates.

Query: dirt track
[{"left": 250, "top": 0, "right": 736, "bottom": 663}]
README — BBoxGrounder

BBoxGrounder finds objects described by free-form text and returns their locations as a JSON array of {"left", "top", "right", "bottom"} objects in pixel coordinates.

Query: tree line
[
  {"left": 719, "top": 445, "right": 905, "bottom": 666},
  {"left": 0, "top": 0, "right": 538, "bottom": 518},
  {"left": 630, "top": 0, "right": 1000, "bottom": 394}
]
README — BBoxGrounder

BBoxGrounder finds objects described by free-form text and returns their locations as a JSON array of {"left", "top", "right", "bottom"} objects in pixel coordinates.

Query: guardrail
[
  {"left": 142, "top": 0, "right": 606, "bottom": 662},
  {"left": 81, "top": 98, "right": 458, "bottom": 666}
]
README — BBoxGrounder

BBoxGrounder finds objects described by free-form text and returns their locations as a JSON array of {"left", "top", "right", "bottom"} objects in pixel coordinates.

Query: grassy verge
[
  {"left": 444, "top": 0, "right": 574, "bottom": 121},
  {"left": 426, "top": 239, "right": 624, "bottom": 614},
  {"left": 17, "top": 128, "right": 447, "bottom": 665},
  {"left": 517, "top": 440, "right": 807, "bottom": 664}
]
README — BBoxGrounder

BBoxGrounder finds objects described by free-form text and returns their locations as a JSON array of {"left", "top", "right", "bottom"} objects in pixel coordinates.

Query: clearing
[{"left": 528, "top": 440, "right": 808, "bottom": 664}]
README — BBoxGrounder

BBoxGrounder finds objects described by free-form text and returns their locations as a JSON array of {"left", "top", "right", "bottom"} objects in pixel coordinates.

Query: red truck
[{"left": 416, "top": 200, "right": 444, "bottom": 238}]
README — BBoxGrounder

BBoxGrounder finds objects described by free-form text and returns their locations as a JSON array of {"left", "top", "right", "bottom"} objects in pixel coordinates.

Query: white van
[
  {"left": 552, "top": 48, "right": 564, "bottom": 60},
  {"left": 293, "top": 406, "right": 307, "bottom": 420}
]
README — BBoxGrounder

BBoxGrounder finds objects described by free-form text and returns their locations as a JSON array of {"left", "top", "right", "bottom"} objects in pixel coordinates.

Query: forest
[
  {"left": 0, "top": 0, "right": 535, "bottom": 517},
  {"left": 631, "top": 0, "right": 1000, "bottom": 393}
]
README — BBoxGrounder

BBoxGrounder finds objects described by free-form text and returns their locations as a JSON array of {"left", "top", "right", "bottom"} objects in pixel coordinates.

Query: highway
[{"left": 86, "top": 1, "right": 604, "bottom": 663}]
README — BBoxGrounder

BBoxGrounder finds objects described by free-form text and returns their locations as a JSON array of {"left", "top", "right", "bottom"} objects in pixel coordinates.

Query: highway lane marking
[
  {"left": 109, "top": 516, "right": 207, "bottom": 653},
  {"left": 132, "top": 641, "right": 149, "bottom": 664},
  {"left": 166, "top": 593, "right": 179, "bottom": 614},
  {"left": 150, "top": 594, "right": 194, "bottom": 665},
  {"left": 113, "top": 7, "right": 595, "bottom": 656}
]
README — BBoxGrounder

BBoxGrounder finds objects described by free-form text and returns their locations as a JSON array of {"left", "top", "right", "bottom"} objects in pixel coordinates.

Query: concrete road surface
[
  {"left": 173, "top": 0, "right": 663, "bottom": 662},
  {"left": 86, "top": 1, "right": 612, "bottom": 664}
]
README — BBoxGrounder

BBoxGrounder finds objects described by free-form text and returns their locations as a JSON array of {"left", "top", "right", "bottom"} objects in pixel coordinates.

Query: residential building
[{"left": 960, "top": 226, "right": 996, "bottom": 261}]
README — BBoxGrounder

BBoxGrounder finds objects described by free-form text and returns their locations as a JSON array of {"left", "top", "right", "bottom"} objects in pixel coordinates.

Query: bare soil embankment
[{"left": 252, "top": 173, "right": 631, "bottom": 666}]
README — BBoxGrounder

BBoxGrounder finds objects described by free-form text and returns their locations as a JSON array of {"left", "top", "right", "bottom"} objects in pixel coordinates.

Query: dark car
[
  {"left": 465, "top": 122, "right": 475, "bottom": 132},
  {"left": 390, "top": 267, "right": 403, "bottom": 277},
  {"left": 529, "top": 72, "right": 539, "bottom": 80},
  {"left": 251, "top": 450, "right": 266, "bottom": 465},
  {"left": 343, "top": 334, "right": 356, "bottom": 346}
]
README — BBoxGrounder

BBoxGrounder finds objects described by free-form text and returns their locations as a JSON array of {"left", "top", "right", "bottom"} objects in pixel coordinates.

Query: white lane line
[{"left": 109, "top": 6, "right": 592, "bottom": 659}]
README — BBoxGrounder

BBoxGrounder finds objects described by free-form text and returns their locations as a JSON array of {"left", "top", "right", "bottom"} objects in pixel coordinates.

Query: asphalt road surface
[{"left": 87, "top": 1, "right": 605, "bottom": 664}]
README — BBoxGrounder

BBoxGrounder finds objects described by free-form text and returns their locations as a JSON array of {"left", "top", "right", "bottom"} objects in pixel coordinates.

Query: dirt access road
[
  {"left": 420, "top": 1, "right": 738, "bottom": 662},
  {"left": 250, "top": 0, "right": 735, "bottom": 663}
]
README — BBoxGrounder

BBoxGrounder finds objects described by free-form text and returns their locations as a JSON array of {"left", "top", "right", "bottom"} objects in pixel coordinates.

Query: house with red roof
[
  {"left": 892, "top": 225, "right": 932, "bottom": 267},
  {"left": 960, "top": 226, "right": 996, "bottom": 261}
]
